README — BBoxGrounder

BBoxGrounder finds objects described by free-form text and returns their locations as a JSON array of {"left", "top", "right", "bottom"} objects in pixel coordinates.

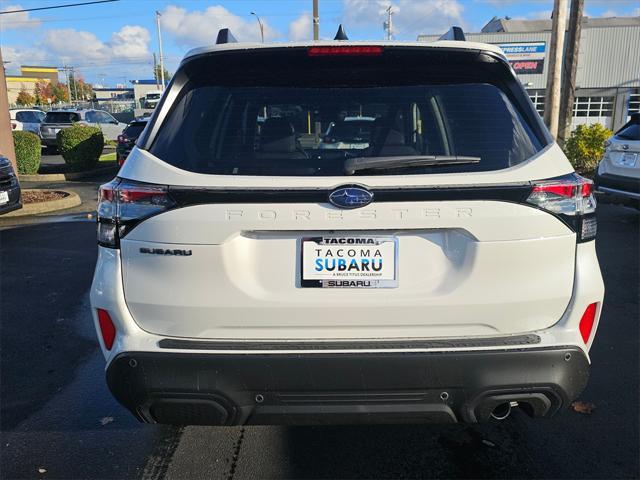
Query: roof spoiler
[
  {"left": 216, "top": 28, "right": 238, "bottom": 45},
  {"left": 438, "top": 26, "right": 466, "bottom": 41}
]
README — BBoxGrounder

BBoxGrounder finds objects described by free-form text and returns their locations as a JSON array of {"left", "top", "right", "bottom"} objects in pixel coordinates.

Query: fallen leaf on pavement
[
  {"left": 100, "top": 416, "right": 114, "bottom": 425},
  {"left": 571, "top": 401, "right": 596, "bottom": 414}
]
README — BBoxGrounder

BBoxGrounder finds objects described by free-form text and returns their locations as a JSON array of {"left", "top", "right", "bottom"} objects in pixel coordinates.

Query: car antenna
[
  {"left": 216, "top": 28, "right": 238, "bottom": 45},
  {"left": 438, "top": 26, "right": 466, "bottom": 41},
  {"left": 334, "top": 24, "right": 349, "bottom": 40}
]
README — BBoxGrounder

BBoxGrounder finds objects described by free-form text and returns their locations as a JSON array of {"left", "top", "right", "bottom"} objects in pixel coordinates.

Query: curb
[
  {"left": 3, "top": 189, "right": 82, "bottom": 217},
  {"left": 19, "top": 165, "right": 118, "bottom": 183}
]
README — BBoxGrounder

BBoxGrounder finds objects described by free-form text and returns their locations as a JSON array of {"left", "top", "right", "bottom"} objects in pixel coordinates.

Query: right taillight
[
  {"left": 97, "top": 178, "right": 176, "bottom": 248},
  {"left": 527, "top": 173, "right": 597, "bottom": 242},
  {"left": 579, "top": 303, "right": 598, "bottom": 344},
  {"left": 97, "top": 309, "right": 116, "bottom": 350}
]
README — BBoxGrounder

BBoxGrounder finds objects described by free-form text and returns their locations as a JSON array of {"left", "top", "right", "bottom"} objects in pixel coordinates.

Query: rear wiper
[{"left": 344, "top": 155, "right": 481, "bottom": 175}]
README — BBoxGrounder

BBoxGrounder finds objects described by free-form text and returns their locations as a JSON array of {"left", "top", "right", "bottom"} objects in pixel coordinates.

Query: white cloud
[
  {"left": 0, "top": 46, "right": 48, "bottom": 73},
  {"left": 42, "top": 25, "right": 151, "bottom": 65},
  {"left": 528, "top": 10, "right": 552, "bottom": 20},
  {"left": 160, "top": 5, "right": 278, "bottom": 47},
  {"left": 110, "top": 25, "right": 151, "bottom": 59},
  {"left": 289, "top": 12, "right": 312, "bottom": 41},
  {"left": 0, "top": 4, "right": 41, "bottom": 30},
  {"left": 342, "top": 0, "right": 465, "bottom": 38}
]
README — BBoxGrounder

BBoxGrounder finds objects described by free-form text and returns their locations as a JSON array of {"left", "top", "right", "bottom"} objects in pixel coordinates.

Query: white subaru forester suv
[{"left": 91, "top": 28, "right": 604, "bottom": 426}]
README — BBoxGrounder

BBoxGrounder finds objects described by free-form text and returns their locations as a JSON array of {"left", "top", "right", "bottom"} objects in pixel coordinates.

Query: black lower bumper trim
[
  {"left": 595, "top": 171, "right": 640, "bottom": 195},
  {"left": 106, "top": 346, "right": 589, "bottom": 426},
  {"left": 158, "top": 334, "right": 541, "bottom": 351}
]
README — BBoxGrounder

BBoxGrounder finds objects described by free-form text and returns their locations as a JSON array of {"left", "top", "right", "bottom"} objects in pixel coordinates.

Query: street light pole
[
  {"left": 250, "top": 12, "right": 264, "bottom": 43},
  {"left": 544, "top": 0, "right": 568, "bottom": 139},
  {"left": 313, "top": 0, "right": 319, "bottom": 41},
  {"left": 156, "top": 10, "right": 165, "bottom": 91}
]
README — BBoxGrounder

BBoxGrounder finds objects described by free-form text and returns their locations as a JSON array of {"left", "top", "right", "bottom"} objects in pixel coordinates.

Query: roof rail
[
  {"left": 439, "top": 26, "right": 466, "bottom": 41},
  {"left": 216, "top": 28, "right": 237, "bottom": 45},
  {"left": 334, "top": 24, "right": 349, "bottom": 40}
]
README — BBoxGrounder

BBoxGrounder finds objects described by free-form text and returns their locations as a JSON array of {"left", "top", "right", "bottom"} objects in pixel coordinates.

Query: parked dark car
[
  {"left": 0, "top": 156, "right": 22, "bottom": 215},
  {"left": 116, "top": 119, "right": 148, "bottom": 166}
]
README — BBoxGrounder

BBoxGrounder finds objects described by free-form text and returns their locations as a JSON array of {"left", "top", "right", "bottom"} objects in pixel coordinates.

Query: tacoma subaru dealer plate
[{"left": 300, "top": 236, "right": 398, "bottom": 288}]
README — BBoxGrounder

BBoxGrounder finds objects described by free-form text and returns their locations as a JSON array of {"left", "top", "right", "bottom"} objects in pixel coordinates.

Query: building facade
[
  {"left": 418, "top": 16, "right": 640, "bottom": 131},
  {"left": 5, "top": 65, "right": 59, "bottom": 105}
]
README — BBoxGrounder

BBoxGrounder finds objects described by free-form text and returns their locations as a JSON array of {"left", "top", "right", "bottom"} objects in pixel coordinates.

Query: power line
[{"left": 0, "top": 0, "right": 119, "bottom": 15}]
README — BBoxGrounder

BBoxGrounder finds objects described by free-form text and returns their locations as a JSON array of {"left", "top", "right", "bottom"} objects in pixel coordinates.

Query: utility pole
[
  {"left": 153, "top": 53, "right": 159, "bottom": 89},
  {"left": 0, "top": 48, "right": 17, "bottom": 170},
  {"left": 60, "top": 66, "right": 72, "bottom": 104},
  {"left": 250, "top": 12, "right": 264, "bottom": 43},
  {"left": 384, "top": 5, "right": 394, "bottom": 41},
  {"left": 312, "top": 0, "right": 319, "bottom": 41},
  {"left": 70, "top": 67, "right": 79, "bottom": 101},
  {"left": 558, "top": 0, "right": 584, "bottom": 145},
  {"left": 156, "top": 11, "right": 165, "bottom": 91},
  {"left": 543, "top": 0, "right": 568, "bottom": 139}
]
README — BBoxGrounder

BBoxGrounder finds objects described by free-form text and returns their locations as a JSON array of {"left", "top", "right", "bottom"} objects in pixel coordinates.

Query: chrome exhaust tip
[{"left": 490, "top": 402, "right": 513, "bottom": 420}]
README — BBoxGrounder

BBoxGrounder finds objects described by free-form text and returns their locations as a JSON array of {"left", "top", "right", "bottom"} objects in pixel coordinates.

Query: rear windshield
[
  {"left": 149, "top": 48, "right": 545, "bottom": 176},
  {"left": 615, "top": 120, "right": 640, "bottom": 141},
  {"left": 123, "top": 122, "right": 147, "bottom": 138},
  {"left": 44, "top": 112, "right": 80, "bottom": 124}
]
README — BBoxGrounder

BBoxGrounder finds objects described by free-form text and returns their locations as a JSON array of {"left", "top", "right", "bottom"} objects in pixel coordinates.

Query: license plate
[
  {"left": 300, "top": 236, "right": 398, "bottom": 288},
  {"left": 0, "top": 191, "right": 8, "bottom": 205},
  {"left": 619, "top": 152, "right": 638, "bottom": 167}
]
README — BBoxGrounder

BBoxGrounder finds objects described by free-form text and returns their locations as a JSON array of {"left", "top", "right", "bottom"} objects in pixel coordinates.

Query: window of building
[
  {"left": 573, "top": 96, "right": 614, "bottom": 118},
  {"left": 529, "top": 90, "right": 545, "bottom": 117},
  {"left": 628, "top": 91, "right": 639, "bottom": 117}
]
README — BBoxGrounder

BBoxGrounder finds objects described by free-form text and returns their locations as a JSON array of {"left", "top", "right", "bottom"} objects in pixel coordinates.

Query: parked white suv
[
  {"left": 9, "top": 108, "right": 45, "bottom": 134},
  {"left": 91, "top": 29, "right": 604, "bottom": 426}
]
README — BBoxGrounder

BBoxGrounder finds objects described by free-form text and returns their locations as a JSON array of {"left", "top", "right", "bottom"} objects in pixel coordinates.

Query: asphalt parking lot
[{"left": 1, "top": 203, "right": 638, "bottom": 479}]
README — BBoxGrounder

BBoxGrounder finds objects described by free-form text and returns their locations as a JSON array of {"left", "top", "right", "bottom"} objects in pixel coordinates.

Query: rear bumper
[
  {"left": 41, "top": 136, "right": 58, "bottom": 147},
  {"left": 595, "top": 171, "right": 640, "bottom": 202},
  {"left": 107, "top": 346, "right": 589, "bottom": 426}
]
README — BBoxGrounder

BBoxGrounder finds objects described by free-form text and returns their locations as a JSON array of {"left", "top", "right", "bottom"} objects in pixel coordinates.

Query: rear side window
[
  {"left": 16, "top": 111, "right": 42, "bottom": 123},
  {"left": 44, "top": 112, "right": 80, "bottom": 124},
  {"left": 149, "top": 48, "right": 545, "bottom": 176},
  {"left": 123, "top": 122, "right": 147, "bottom": 138}
]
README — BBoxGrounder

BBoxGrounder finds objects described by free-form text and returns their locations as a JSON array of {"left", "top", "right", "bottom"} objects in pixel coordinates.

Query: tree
[
  {"left": 51, "top": 82, "right": 69, "bottom": 103},
  {"left": 33, "top": 81, "right": 54, "bottom": 105},
  {"left": 68, "top": 71, "right": 95, "bottom": 101},
  {"left": 16, "top": 89, "right": 35, "bottom": 106},
  {"left": 153, "top": 65, "right": 172, "bottom": 84}
]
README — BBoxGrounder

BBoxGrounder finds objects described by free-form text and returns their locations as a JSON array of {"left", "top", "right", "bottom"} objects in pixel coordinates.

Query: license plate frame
[
  {"left": 300, "top": 236, "right": 398, "bottom": 288},
  {"left": 619, "top": 152, "right": 638, "bottom": 167},
  {"left": 0, "top": 191, "right": 9, "bottom": 205}
]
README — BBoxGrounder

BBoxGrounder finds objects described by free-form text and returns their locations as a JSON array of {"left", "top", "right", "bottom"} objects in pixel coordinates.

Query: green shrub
[
  {"left": 564, "top": 123, "right": 612, "bottom": 175},
  {"left": 57, "top": 125, "right": 104, "bottom": 171},
  {"left": 12, "top": 131, "right": 41, "bottom": 174}
]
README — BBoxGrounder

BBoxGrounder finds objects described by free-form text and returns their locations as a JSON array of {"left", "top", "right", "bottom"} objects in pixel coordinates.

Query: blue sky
[{"left": 1, "top": 0, "right": 638, "bottom": 86}]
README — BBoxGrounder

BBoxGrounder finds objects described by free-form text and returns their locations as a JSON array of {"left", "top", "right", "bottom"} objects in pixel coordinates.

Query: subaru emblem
[{"left": 328, "top": 186, "right": 374, "bottom": 209}]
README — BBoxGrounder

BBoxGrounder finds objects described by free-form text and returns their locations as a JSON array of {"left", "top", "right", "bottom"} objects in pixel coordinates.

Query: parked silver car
[
  {"left": 595, "top": 113, "right": 640, "bottom": 208},
  {"left": 40, "top": 109, "right": 127, "bottom": 153}
]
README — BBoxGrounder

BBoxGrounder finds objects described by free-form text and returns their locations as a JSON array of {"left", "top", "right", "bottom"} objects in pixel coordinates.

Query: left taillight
[
  {"left": 526, "top": 173, "right": 597, "bottom": 242},
  {"left": 97, "top": 178, "right": 176, "bottom": 248}
]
